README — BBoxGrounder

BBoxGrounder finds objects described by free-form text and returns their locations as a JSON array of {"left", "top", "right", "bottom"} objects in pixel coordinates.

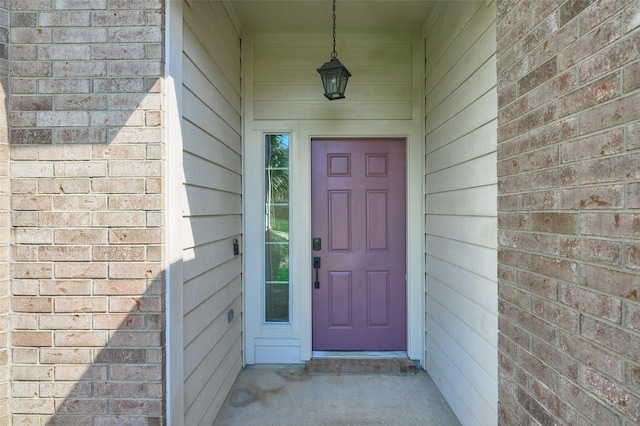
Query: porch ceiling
[{"left": 224, "top": 0, "right": 435, "bottom": 34}]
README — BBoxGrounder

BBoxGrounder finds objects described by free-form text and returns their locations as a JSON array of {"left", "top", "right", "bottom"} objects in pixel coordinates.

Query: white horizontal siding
[
  {"left": 426, "top": 152, "right": 497, "bottom": 193},
  {"left": 424, "top": 1, "right": 498, "bottom": 425},
  {"left": 426, "top": 215, "right": 497, "bottom": 249},
  {"left": 424, "top": 2, "right": 495, "bottom": 91},
  {"left": 426, "top": 121, "right": 496, "bottom": 172},
  {"left": 425, "top": 89, "right": 497, "bottom": 156},
  {"left": 182, "top": 239, "right": 239, "bottom": 284},
  {"left": 254, "top": 101, "right": 413, "bottom": 120},
  {"left": 183, "top": 295, "right": 243, "bottom": 375},
  {"left": 426, "top": 322, "right": 495, "bottom": 425},
  {"left": 182, "top": 216, "right": 242, "bottom": 249},
  {"left": 426, "top": 255, "right": 497, "bottom": 314},
  {"left": 183, "top": 152, "right": 242, "bottom": 193},
  {"left": 183, "top": 62, "right": 240, "bottom": 131},
  {"left": 425, "top": 185, "right": 497, "bottom": 216},
  {"left": 183, "top": 120, "right": 241, "bottom": 172},
  {"left": 183, "top": 88, "right": 241, "bottom": 154},
  {"left": 183, "top": 258, "right": 242, "bottom": 315},
  {"left": 252, "top": 33, "right": 414, "bottom": 120},
  {"left": 183, "top": 277, "right": 242, "bottom": 349},
  {"left": 183, "top": 2, "right": 241, "bottom": 96},
  {"left": 185, "top": 331, "right": 243, "bottom": 425},
  {"left": 426, "top": 236, "right": 496, "bottom": 282},
  {"left": 426, "top": 52, "right": 497, "bottom": 129},
  {"left": 183, "top": 186, "right": 242, "bottom": 217},
  {"left": 181, "top": 1, "right": 243, "bottom": 424},
  {"left": 255, "top": 65, "right": 411, "bottom": 86}
]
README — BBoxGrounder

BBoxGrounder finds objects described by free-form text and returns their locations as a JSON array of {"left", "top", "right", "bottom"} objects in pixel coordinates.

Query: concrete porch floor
[{"left": 214, "top": 365, "right": 461, "bottom": 425}]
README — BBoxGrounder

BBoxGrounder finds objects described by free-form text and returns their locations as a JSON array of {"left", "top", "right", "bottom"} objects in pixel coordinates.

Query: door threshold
[
  {"left": 307, "top": 352, "right": 417, "bottom": 373},
  {"left": 312, "top": 350, "right": 408, "bottom": 359}
]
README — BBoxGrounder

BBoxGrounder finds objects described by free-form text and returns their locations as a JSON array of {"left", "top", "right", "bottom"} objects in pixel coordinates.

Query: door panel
[
  {"left": 367, "top": 191, "right": 388, "bottom": 250},
  {"left": 312, "top": 139, "right": 406, "bottom": 351},
  {"left": 329, "top": 272, "right": 352, "bottom": 326},
  {"left": 329, "top": 191, "right": 351, "bottom": 250}
]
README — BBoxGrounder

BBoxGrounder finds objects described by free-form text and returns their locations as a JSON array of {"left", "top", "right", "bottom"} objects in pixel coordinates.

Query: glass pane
[
  {"left": 267, "top": 205, "right": 289, "bottom": 238},
  {"left": 265, "top": 241, "right": 289, "bottom": 281},
  {"left": 265, "top": 134, "right": 290, "bottom": 323},
  {"left": 265, "top": 283, "right": 289, "bottom": 323}
]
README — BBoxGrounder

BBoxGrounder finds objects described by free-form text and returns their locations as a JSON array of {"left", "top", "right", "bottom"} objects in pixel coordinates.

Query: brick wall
[
  {"left": 9, "top": 0, "right": 165, "bottom": 423},
  {"left": 497, "top": 0, "right": 640, "bottom": 424},
  {"left": 0, "top": 1, "right": 9, "bottom": 423}
]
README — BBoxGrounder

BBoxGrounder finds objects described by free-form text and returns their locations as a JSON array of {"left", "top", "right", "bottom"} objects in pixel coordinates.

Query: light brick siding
[
  {"left": 0, "top": 1, "right": 9, "bottom": 424},
  {"left": 9, "top": 0, "right": 165, "bottom": 424},
  {"left": 497, "top": 0, "right": 640, "bottom": 424}
]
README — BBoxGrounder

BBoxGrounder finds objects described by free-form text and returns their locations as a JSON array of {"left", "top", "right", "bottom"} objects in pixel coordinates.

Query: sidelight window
[{"left": 264, "top": 134, "right": 290, "bottom": 323}]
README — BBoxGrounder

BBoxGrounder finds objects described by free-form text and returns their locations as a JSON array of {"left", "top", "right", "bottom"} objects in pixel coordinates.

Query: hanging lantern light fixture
[{"left": 317, "top": 0, "right": 351, "bottom": 100}]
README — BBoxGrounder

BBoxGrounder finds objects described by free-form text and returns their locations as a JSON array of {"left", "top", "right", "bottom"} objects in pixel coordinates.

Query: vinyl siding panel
[
  {"left": 424, "top": 2, "right": 498, "bottom": 425},
  {"left": 252, "top": 34, "right": 414, "bottom": 120},
  {"left": 182, "top": 1, "right": 243, "bottom": 425}
]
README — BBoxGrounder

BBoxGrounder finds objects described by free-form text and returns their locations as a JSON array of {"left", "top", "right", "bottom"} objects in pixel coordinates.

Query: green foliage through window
[{"left": 265, "top": 134, "right": 290, "bottom": 323}]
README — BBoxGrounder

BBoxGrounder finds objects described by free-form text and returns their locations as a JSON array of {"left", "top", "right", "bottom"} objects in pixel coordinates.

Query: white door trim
[{"left": 243, "top": 120, "right": 424, "bottom": 365}]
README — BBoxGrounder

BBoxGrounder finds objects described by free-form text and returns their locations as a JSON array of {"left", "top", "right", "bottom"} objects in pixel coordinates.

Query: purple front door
[{"left": 312, "top": 139, "right": 406, "bottom": 351}]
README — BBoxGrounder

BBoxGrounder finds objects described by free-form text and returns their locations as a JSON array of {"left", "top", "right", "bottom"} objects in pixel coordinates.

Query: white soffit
[{"left": 223, "top": 0, "right": 436, "bottom": 34}]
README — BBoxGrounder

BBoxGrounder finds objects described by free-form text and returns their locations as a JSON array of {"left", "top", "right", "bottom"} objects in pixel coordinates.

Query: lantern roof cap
[{"left": 317, "top": 58, "right": 351, "bottom": 76}]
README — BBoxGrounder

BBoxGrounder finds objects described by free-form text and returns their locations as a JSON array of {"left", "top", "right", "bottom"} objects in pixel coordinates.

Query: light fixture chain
[{"left": 331, "top": 0, "right": 337, "bottom": 59}]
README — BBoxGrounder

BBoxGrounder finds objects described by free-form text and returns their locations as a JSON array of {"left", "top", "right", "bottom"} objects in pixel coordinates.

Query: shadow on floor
[{"left": 214, "top": 365, "right": 461, "bottom": 425}]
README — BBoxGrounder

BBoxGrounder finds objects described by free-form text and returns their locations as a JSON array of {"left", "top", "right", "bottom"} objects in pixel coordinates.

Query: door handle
[{"left": 313, "top": 257, "right": 321, "bottom": 289}]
